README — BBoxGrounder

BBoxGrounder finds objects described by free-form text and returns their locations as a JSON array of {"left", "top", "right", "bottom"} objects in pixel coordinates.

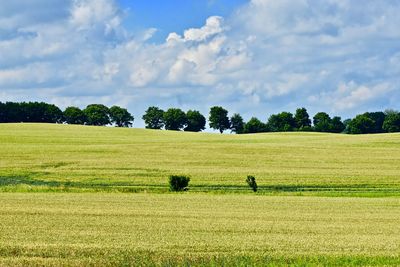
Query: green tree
[
  {"left": 294, "top": 107, "right": 311, "bottom": 130},
  {"left": 0, "top": 102, "right": 5, "bottom": 123},
  {"left": 2, "top": 102, "right": 21, "bottom": 122},
  {"left": 313, "top": 112, "right": 332, "bottom": 132},
  {"left": 109, "top": 106, "right": 134, "bottom": 127},
  {"left": 43, "top": 103, "right": 64, "bottom": 123},
  {"left": 363, "top": 112, "right": 386, "bottom": 133},
  {"left": 184, "top": 110, "right": 206, "bottom": 132},
  {"left": 382, "top": 110, "right": 400, "bottom": 133},
  {"left": 243, "top": 117, "right": 268, "bottom": 133},
  {"left": 209, "top": 106, "right": 230, "bottom": 133},
  {"left": 347, "top": 114, "right": 375, "bottom": 134},
  {"left": 16, "top": 102, "right": 63, "bottom": 123},
  {"left": 163, "top": 108, "right": 187, "bottom": 131},
  {"left": 1, "top": 102, "right": 62, "bottom": 123},
  {"left": 142, "top": 106, "right": 165, "bottom": 129},
  {"left": 343, "top": 118, "right": 351, "bottom": 128},
  {"left": 83, "top": 104, "right": 110, "bottom": 126},
  {"left": 63, "top": 107, "right": 87, "bottom": 125},
  {"left": 230, "top": 113, "right": 245, "bottom": 134},
  {"left": 246, "top": 175, "right": 257, "bottom": 192},
  {"left": 331, "top": 116, "right": 345, "bottom": 133},
  {"left": 267, "top": 112, "right": 296, "bottom": 132},
  {"left": 169, "top": 175, "right": 190, "bottom": 191}
]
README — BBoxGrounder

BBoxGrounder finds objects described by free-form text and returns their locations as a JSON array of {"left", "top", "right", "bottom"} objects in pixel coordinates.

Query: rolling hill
[
  {"left": 1, "top": 123, "right": 399, "bottom": 196},
  {"left": 1, "top": 123, "right": 400, "bottom": 266}
]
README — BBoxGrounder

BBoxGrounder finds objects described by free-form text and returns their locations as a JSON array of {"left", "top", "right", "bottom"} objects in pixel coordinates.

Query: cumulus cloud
[
  {"left": 310, "top": 81, "right": 394, "bottom": 112},
  {"left": 183, "top": 16, "right": 224, "bottom": 41},
  {"left": 167, "top": 16, "right": 224, "bottom": 43},
  {"left": 0, "top": 0, "right": 400, "bottom": 126}
]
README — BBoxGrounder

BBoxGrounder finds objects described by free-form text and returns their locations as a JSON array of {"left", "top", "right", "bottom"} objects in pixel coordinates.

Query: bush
[
  {"left": 246, "top": 175, "right": 257, "bottom": 192},
  {"left": 169, "top": 175, "right": 190, "bottom": 191}
]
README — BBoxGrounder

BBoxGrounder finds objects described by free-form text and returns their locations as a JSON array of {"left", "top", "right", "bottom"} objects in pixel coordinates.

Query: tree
[
  {"left": 2, "top": 102, "right": 22, "bottom": 122},
  {"left": 169, "top": 175, "right": 190, "bottom": 191},
  {"left": 343, "top": 119, "right": 352, "bottom": 133},
  {"left": 230, "top": 113, "right": 245, "bottom": 134},
  {"left": 209, "top": 106, "right": 230, "bottom": 133},
  {"left": 344, "top": 112, "right": 388, "bottom": 134},
  {"left": 109, "top": 106, "right": 134, "bottom": 127},
  {"left": 184, "top": 110, "right": 206, "bottom": 132},
  {"left": 246, "top": 175, "right": 257, "bottom": 192},
  {"left": 331, "top": 116, "right": 345, "bottom": 133},
  {"left": 313, "top": 112, "right": 332, "bottom": 132},
  {"left": 63, "top": 107, "right": 87, "bottom": 125},
  {"left": 0, "top": 102, "right": 5, "bottom": 123},
  {"left": 163, "top": 108, "right": 187, "bottom": 131},
  {"left": 1, "top": 101, "right": 61, "bottom": 123},
  {"left": 20, "top": 102, "right": 44, "bottom": 122},
  {"left": 142, "top": 106, "right": 164, "bottom": 129},
  {"left": 13, "top": 102, "right": 63, "bottom": 123},
  {"left": 347, "top": 114, "right": 375, "bottom": 134},
  {"left": 382, "top": 110, "right": 400, "bottom": 133},
  {"left": 44, "top": 104, "right": 64, "bottom": 123},
  {"left": 363, "top": 112, "right": 386, "bottom": 133},
  {"left": 294, "top": 107, "right": 311, "bottom": 130},
  {"left": 243, "top": 117, "right": 268, "bottom": 133},
  {"left": 83, "top": 104, "right": 110, "bottom": 126},
  {"left": 267, "top": 112, "right": 296, "bottom": 132}
]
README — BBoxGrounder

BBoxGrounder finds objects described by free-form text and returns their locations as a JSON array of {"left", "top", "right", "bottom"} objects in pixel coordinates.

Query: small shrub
[
  {"left": 169, "top": 175, "right": 190, "bottom": 191},
  {"left": 246, "top": 175, "right": 257, "bottom": 192}
]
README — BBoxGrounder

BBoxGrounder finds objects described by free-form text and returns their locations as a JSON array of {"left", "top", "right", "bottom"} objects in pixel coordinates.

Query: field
[
  {"left": 1, "top": 123, "right": 400, "bottom": 266},
  {"left": 1, "top": 193, "right": 399, "bottom": 266},
  {"left": 1, "top": 123, "right": 400, "bottom": 196}
]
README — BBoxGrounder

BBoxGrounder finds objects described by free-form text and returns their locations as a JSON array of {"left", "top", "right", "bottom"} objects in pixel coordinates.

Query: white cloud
[
  {"left": 166, "top": 16, "right": 224, "bottom": 44},
  {"left": 168, "top": 59, "right": 197, "bottom": 84},
  {"left": 0, "top": 63, "right": 59, "bottom": 88},
  {"left": 313, "top": 82, "right": 394, "bottom": 111},
  {"left": 70, "top": 0, "right": 118, "bottom": 31},
  {"left": 343, "top": 85, "right": 381, "bottom": 105},
  {"left": 183, "top": 16, "right": 224, "bottom": 41},
  {"left": 1, "top": 0, "right": 400, "bottom": 127}
]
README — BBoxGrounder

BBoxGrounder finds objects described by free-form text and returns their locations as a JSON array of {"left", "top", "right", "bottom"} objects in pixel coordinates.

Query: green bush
[
  {"left": 169, "top": 175, "right": 190, "bottom": 191},
  {"left": 246, "top": 175, "right": 257, "bottom": 192}
]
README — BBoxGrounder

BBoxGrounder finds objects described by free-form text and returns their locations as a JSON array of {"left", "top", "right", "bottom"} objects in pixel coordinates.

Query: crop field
[
  {"left": 0, "top": 123, "right": 400, "bottom": 196},
  {"left": 0, "top": 193, "right": 399, "bottom": 266},
  {"left": 1, "top": 123, "right": 400, "bottom": 266}
]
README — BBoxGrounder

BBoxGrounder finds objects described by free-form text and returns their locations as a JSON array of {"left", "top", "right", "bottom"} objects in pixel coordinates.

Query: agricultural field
[
  {"left": 0, "top": 123, "right": 400, "bottom": 196},
  {"left": 1, "top": 123, "right": 400, "bottom": 266},
  {"left": 0, "top": 193, "right": 399, "bottom": 266}
]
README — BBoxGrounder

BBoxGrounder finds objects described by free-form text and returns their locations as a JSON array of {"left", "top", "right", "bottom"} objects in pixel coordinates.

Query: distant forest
[{"left": 1, "top": 101, "right": 400, "bottom": 134}]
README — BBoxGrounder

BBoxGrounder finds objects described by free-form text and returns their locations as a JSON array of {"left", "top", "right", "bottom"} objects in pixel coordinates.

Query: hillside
[
  {"left": 1, "top": 123, "right": 399, "bottom": 195},
  {"left": 1, "top": 123, "right": 400, "bottom": 266}
]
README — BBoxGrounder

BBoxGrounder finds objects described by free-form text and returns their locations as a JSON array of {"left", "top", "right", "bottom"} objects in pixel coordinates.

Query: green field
[
  {"left": 1, "top": 123, "right": 400, "bottom": 195},
  {"left": 1, "top": 193, "right": 399, "bottom": 266},
  {"left": 1, "top": 123, "right": 400, "bottom": 266}
]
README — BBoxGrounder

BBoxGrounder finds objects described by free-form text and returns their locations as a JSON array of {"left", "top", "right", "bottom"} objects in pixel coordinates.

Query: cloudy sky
[{"left": 1, "top": 0, "right": 400, "bottom": 128}]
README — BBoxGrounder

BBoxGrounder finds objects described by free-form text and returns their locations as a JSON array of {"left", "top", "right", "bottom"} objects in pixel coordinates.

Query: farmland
[
  {"left": 0, "top": 193, "right": 399, "bottom": 266},
  {"left": 1, "top": 123, "right": 400, "bottom": 266},
  {"left": 0, "top": 123, "right": 400, "bottom": 196}
]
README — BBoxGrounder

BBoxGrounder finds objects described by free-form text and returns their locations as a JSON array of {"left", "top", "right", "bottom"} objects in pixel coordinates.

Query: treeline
[
  {"left": 1, "top": 101, "right": 400, "bottom": 134},
  {"left": 0, "top": 102, "right": 134, "bottom": 127},
  {"left": 142, "top": 106, "right": 400, "bottom": 134}
]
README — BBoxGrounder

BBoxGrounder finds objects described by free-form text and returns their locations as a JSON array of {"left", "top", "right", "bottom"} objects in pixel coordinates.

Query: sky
[{"left": 1, "top": 0, "right": 400, "bottom": 128}]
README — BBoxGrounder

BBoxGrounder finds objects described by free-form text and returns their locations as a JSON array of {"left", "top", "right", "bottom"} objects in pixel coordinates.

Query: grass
[
  {"left": 1, "top": 123, "right": 400, "bottom": 265},
  {"left": 0, "top": 123, "right": 400, "bottom": 195},
  {"left": 0, "top": 193, "right": 399, "bottom": 266}
]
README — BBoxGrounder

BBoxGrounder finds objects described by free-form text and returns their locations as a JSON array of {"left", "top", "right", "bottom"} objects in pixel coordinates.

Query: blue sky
[
  {"left": 0, "top": 0, "right": 400, "bottom": 129},
  {"left": 118, "top": 0, "right": 247, "bottom": 42}
]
